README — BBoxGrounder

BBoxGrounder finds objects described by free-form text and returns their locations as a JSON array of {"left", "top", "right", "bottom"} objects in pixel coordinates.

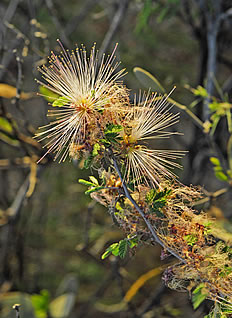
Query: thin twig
[
  {"left": 65, "top": 0, "right": 99, "bottom": 36},
  {"left": 193, "top": 187, "right": 229, "bottom": 206},
  {"left": 14, "top": 50, "right": 23, "bottom": 109},
  {"left": 99, "top": 0, "right": 130, "bottom": 57},
  {"left": 111, "top": 153, "right": 185, "bottom": 264},
  {"left": 167, "top": 97, "right": 204, "bottom": 129},
  {"left": 45, "top": 0, "right": 70, "bottom": 47},
  {"left": 203, "top": 1, "right": 222, "bottom": 121}
]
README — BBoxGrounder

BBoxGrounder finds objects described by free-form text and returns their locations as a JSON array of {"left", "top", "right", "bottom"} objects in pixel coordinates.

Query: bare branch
[
  {"left": 45, "top": 0, "right": 71, "bottom": 47},
  {"left": 65, "top": 0, "right": 100, "bottom": 36},
  {"left": 203, "top": 0, "right": 222, "bottom": 121},
  {"left": 99, "top": 0, "right": 130, "bottom": 57}
]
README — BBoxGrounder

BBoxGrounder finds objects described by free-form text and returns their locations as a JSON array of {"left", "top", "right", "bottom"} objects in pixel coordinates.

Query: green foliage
[
  {"left": 128, "top": 236, "right": 138, "bottom": 248},
  {"left": 0, "top": 117, "right": 13, "bottom": 133},
  {"left": 0, "top": 117, "right": 20, "bottom": 146},
  {"left": 89, "top": 176, "right": 99, "bottom": 185},
  {"left": 135, "top": 0, "right": 181, "bottom": 33},
  {"left": 192, "top": 283, "right": 208, "bottom": 310},
  {"left": 78, "top": 178, "right": 97, "bottom": 187},
  {"left": 78, "top": 177, "right": 105, "bottom": 194},
  {"left": 192, "top": 85, "right": 208, "bottom": 98},
  {"left": 184, "top": 234, "right": 198, "bottom": 246},
  {"left": 31, "top": 290, "right": 50, "bottom": 318},
  {"left": 52, "top": 96, "right": 70, "bottom": 107},
  {"left": 39, "top": 86, "right": 59, "bottom": 102},
  {"left": 92, "top": 143, "right": 100, "bottom": 156},
  {"left": 84, "top": 156, "right": 93, "bottom": 169},
  {"left": 103, "top": 124, "right": 123, "bottom": 144},
  {"left": 135, "top": 0, "right": 155, "bottom": 33},
  {"left": 85, "top": 186, "right": 105, "bottom": 195},
  {"left": 210, "top": 157, "right": 228, "bottom": 182},
  {"left": 101, "top": 237, "right": 138, "bottom": 260},
  {"left": 219, "top": 265, "right": 232, "bottom": 277},
  {"left": 101, "top": 242, "right": 120, "bottom": 259},
  {"left": 118, "top": 239, "right": 128, "bottom": 259},
  {"left": 204, "top": 301, "right": 232, "bottom": 318},
  {"left": 209, "top": 100, "right": 232, "bottom": 136},
  {"left": 146, "top": 188, "right": 171, "bottom": 217}
]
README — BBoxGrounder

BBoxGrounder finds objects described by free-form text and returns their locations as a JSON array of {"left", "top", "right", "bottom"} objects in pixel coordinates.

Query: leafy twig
[{"left": 111, "top": 152, "right": 185, "bottom": 264}]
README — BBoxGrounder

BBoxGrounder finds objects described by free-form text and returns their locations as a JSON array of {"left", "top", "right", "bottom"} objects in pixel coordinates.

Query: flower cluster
[
  {"left": 36, "top": 42, "right": 232, "bottom": 310},
  {"left": 36, "top": 41, "right": 185, "bottom": 187}
]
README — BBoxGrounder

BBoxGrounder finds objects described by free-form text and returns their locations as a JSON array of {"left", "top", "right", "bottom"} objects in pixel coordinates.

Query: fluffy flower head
[
  {"left": 122, "top": 90, "right": 186, "bottom": 187},
  {"left": 36, "top": 41, "right": 126, "bottom": 162}
]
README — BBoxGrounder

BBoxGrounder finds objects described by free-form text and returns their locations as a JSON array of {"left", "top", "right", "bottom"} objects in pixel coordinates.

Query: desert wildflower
[
  {"left": 35, "top": 41, "right": 126, "bottom": 162},
  {"left": 122, "top": 90, "right": 186, "bottom": 187}
]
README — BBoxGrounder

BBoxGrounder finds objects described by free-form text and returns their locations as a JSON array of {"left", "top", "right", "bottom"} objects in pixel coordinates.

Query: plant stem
[{"left": 112, "top": 155, "right": 185, "bottom": 264}]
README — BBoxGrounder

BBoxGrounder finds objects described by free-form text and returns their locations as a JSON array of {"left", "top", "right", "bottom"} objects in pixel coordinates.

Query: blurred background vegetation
[{"left": 0, "top": 0, "right": 232, "bottom": 317}]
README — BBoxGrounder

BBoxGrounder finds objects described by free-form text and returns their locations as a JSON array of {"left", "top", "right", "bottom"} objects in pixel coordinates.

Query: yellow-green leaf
[
  {"left": 215, "top": 171, "right": 228, "bottom": 182},
  {"left": 89, "top": 176, "right": 99, "bottom": 186},
  {"left": 210, "top": 157, "right": 220, "bottom": 166},
  {"left": 0, "top": 117, "right": 13, "bottom": 133},
  {"left": 52, "top": 96, "right": 70, "bottom": 107},
  {"left": 39, "top": 86, "right": 59, "bottom": 102},
  {"left": 192, "top": 85, "right": 208, "bottom": 98}
]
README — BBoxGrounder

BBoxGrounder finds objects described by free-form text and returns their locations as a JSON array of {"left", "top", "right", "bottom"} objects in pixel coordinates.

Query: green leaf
[
  {"left": 101, "top": 243, "right": 119, "bottom": 259},
  {"left": 85, "top": 186, "right": 105, "bottom": 195},
  {"left": 0, "top": 117, "right": 13, "bottom": 133},
  {"left": 192, "top": 85, "right": 208, "bottom": 98},
  {"left": 135, "top": 0, "right": 154, "bottom": 34},
  {"left": 89, "top": 176, "right": 99, "bottom": 186},
  {"left": 52, "top": 96, "right": 70, "bottom": 107},
  {"left": 101, "top": 249, "right": 112, "bottom": 260},
  {"left": 184, "top": 234, "right": 198, "bottom": 246},
  {"left": 118, "top": 240, "right": 128, "bottom": 259},
  {"left": 99, "top": 138, "right": 111, "bottom": 145},
  {"left": 31, "top": 290, "right": 50, "bottom": 318},
  {"left": 215, "top": 171, "right": 228, "bottom": 182},
  {"left": 210, "top": 114, "right": 220, "bottom": 136},
  {"left": 92, "top": 143, "right": 100, "bottom": 156},
  {"left": 157, "top": 7, "right": 169, "bottom": 23},
  {"left": 103, "top": 125, "right": 123, "bottom": 144},
  {"left": 84, "top": 156, "right": 93, "bottom": 169},
  {"left": 210, "top": 157, "right": 220, "bottom": 166},
  {"left": 226, "top": 108, "right": 232, "bottom": 133},
  {"left": 192, "top": 292, "right": 207, "bottom": 310},
  {"left": 39, "top": 86, "right": 59, "bottom": 102},
  {"left": 78, "top": 179, "right": 95, "bottom": 186},
  {"left": 128, "top": 237, "right": 138, "bottom": 248},
  {"left": 105, "top": 124, "right": 123, "bottom": 134},
  {"left": 227, "top": 135, "right": 232, "bottom": 171},
  {"left": 192, "top": 283, "right": 208, "bottom": 310},
  {"left": 133, "top": 67, "right": 165, "bottom": 93}
]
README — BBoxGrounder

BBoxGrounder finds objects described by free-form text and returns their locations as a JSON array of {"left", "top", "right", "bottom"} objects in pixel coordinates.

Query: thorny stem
[{"left": 111, "top": 152, "right": 186, "bottom": 264}]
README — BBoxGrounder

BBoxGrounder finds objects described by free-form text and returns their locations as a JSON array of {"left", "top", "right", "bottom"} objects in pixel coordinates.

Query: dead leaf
[{"left": 0, "top": 83, "right": 34, "bottom": 99}]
